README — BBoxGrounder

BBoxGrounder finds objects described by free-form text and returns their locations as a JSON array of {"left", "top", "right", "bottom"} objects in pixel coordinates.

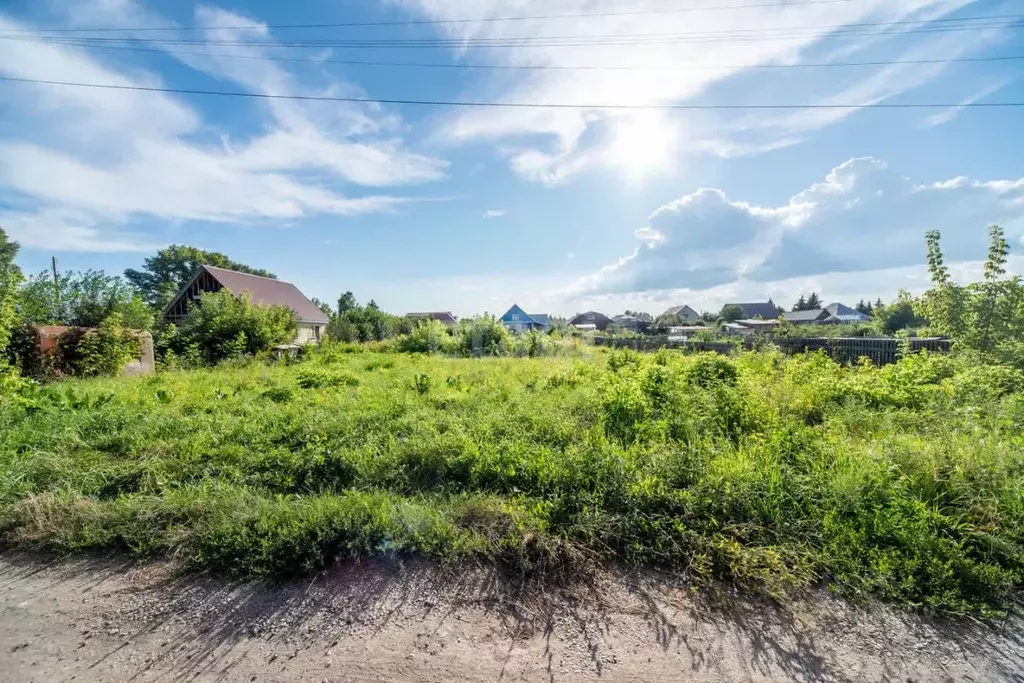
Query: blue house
[{"left": 500, "top": 304, "right": 551, "bottom": 333}]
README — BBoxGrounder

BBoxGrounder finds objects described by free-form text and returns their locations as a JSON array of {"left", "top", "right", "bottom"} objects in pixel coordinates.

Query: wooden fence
[{"left": 591, "top": 335, "right": 952, "bottom": 366}]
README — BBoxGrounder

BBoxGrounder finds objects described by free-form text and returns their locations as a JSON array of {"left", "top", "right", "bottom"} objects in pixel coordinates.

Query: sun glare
[{"left": 605, "top": 112, "right": 678, "bottom": 182}]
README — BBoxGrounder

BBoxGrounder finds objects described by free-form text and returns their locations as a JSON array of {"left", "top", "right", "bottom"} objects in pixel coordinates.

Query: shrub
[
  {"left": 684, "top": 353, "right": 739, "bottom": 388},
  {"left": 296, "top": 368, "right": 360, "bottom": 389},
  {"left": 167, "top": 290, "right": 296, "bottom": 365},
  {"left": 54, "top": 313, "right": 141, "bottom": 378}
]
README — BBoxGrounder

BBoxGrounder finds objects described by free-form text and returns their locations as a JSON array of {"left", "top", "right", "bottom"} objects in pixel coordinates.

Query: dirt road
[{"left": 2, "top": 554, "right": 1022, "bottom": 682}]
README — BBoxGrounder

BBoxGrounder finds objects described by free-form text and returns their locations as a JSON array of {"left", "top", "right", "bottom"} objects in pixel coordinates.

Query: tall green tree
[
  {"left": 918, "top": 225, "right": 1024, "bottom": 364},
  {"left": 18, "top": 269, "right": 153, "bottom": 330},
  {"left": 806, "top": 292, "right": 822, "bottom": 309},
  {"left": 792, "top": 294, "right": 807, "bottom": 312},
  {"left": 0, "top": 227, "right": 22, "bottom": 354},
  {"left": 125, "top": 245, "right": 275, "bottom": 310}
]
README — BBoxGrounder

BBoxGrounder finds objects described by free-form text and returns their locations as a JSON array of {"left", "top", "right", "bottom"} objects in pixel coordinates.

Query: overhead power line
[
  {"left": 2, "top": 75, "right": 1021, "bottom": 110},
  {"left": 7, "top": 15, "right": 1020, "bottom": 49},
  {"left": 0, "top": 0, "right": 858, "bottom": 33},
  {"left": 17, "top": 37, "right": 1024, "bottom": 72}
]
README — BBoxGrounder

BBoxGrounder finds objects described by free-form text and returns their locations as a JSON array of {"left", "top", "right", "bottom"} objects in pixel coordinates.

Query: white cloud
[
  {"left": 572, "top": 157, "right": 1024, "bottom": 295},
  {"left": 921, "top": 78, "right": 1013, "bottom": 128},
  {"left": 396, "top": 0, "right": 994, "bottom": 184},
  {"left": 0, "top": 2, "right": 447, "bottom": 252},
  {"left": 483, "top": 209, "right": 506, "bottom": 219}
]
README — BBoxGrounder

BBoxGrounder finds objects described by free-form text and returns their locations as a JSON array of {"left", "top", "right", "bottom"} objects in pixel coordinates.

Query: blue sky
[{"left": 2, "top": 0, "right": 1023, "bottom": 316}]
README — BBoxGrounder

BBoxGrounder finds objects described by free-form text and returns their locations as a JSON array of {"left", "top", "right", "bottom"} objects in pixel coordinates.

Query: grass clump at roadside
[{"left": 1, "top": 345, "right": 1023, "bottom": 615}]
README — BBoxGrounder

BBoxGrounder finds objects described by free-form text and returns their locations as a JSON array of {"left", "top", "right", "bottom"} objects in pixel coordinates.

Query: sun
[{"left": 605, "top": 112, "right": 678, "bottom": 182}]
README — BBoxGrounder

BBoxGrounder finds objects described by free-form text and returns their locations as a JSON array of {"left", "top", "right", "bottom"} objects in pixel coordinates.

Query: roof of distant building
[
  {"left": 783, "top": 309, "right": 828, "bottom": 322},
  {"left": 663, "top": 304, "right": 699, "bottom": 318},
  {"left": 724, "top": 302, "right": 780, "bottom": 319},
  {"left": 823, "top": 302, "right": 870, "bottom": 321},
  {"left": 407, "top": 311, "right": 458, "bottom": 324}
]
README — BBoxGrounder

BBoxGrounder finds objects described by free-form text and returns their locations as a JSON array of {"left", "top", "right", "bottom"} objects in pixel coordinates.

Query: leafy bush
[
  {"left": 167, "top": 290, "right": 296, "bottom": 365},
  {"left": 296, "top": 368, "right": 360, "bottom": 389},
  {"left": 54, "top": 313, "right": 141, "bottom": 378},
  {"left": 684, "top": 353, "right": 739, "bottom": 388}
]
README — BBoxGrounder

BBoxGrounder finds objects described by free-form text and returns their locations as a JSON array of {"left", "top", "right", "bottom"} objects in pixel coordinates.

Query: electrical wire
[
  {"left": 7, "top": 16, "right": 1019, "bottom": 50},
  {"left": 14, "top": 37, "right": 1024, "bottom": 71},
  {"left": 0, "top": 0, "right": 860, "bottom": 33},
  {"left": 2, "top": 74, "right": 1021, "bottom": 110}
]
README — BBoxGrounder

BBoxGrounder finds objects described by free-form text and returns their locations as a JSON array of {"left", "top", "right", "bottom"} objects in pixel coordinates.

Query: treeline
[{"left": 2, "top": 224, "right": 1022, "bottom": 383}]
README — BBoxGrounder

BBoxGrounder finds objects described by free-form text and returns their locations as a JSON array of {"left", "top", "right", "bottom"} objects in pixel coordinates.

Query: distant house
[
  {"left": 666, "top": 325, "right": 709, "bottom": 340},
  {"left": 736, "top": 318, "right": 781, "bottom": 333},
  {"left": 500, "top": 304, "right": 550, "bottom": 333},
  {"left": 163, "top": 265, "right": 329, "bottom": 344},
  {"left": 568, "top": 311, "right": 613, "bottom": 331},
  {"left": 783, "top": 309, "right": 831, "bottom": 325},
  {"left": 407, "top": 311, "right": 458, "bottom": 327},
  {"left": 723, "top": 302, "right": 781, "bottom": 320},
  {"left": 823, "top": 302, "right": 871, "bottom": 323},
  {"left": 662, "top": 304, "right": 700, "bottom": 322},
  {"left": 611, "top": 314, "right": 652, "bottom": 334},
  {"left": 783, "top": 303, "right": 870, "bottom": 325}
]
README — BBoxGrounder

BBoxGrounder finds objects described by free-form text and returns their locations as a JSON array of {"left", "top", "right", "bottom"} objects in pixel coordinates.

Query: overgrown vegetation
[
  {"left": 160, "top": 290, "right": 297, "bottom": 367},
  {"left": 1, "top": 345, "right": 1023, "bottom": 615}
]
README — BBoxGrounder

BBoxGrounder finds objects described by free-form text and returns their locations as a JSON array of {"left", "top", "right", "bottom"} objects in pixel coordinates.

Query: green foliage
[
  {"left": 54, "top": 313, "right": 142, "bottom": 378},
  {"left": 167, "top": 290, "right": 296, "bottom": 365},
  {"left": 18, "top": 269, "right": 153, "bottom": 330},
  {"left": 296, "top": 368, "right": 360, "bottom": 389},
  {"left": 0, "top": 227, "right": 22, "bottom": 357},
  {"left": 684, "top": 353, "right": 739, "bottom": 388},
  {"left": 124, "top": 244, "right": 275, "bottom": 309},
  {"left": 792, "top": 292, "right": 822, "bottom": 311},
  {"left": 3, "top": 349, "right": 1024, "bottom": 614},
  {"left": 720, "top": 305, "right": 744, "bottom": 322},
  {"left": 919, "top": 226, "right": 1024, "bottom": 365},
  {"left": 325, "top": 294, "right": 409, "bottom": 343},
  {"left": 874, "top": 291, "right": 928, "bottom": 335}
]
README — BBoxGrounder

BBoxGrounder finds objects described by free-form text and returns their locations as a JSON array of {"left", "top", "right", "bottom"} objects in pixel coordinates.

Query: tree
[
  {"left": 720, "top": 305, "right": 744, "bottom": 322},
  {"left": 792, "top": 294, "right": 807, "bottom": 312},
  {"left": 875, "top": 291, "right": 927, "bottom": 335},
  {"left": 18, "top": 269, "right": 154, "bottom": 330},
  {"left": 326, "top": 294, "right": 407, "bottom": 343},
  {"left": 167, "top": 290, "right": 296, "bottom": 365},
  {"left": 336, "top": 291, "right": 357, "bottom": 315},
  {"left": 125, "top": 245, "right": 275, "bottom": 309},
  {"left": 855, "top": 299, "right": 873, "bottom": 315},
  {"left": 0, "top": 227, "right": 22, "bottom": 355},
  {"left": 311, "top": 297, "right": 334, "bottom": 317},
  {"left": 918, "top": 225, "right": 1024, "bottom": 363},
  {"left": 806, "top": 292, "right": 822, "bottom": 310}
]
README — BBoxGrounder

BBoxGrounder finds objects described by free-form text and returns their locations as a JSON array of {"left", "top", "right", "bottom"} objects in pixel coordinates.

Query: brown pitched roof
[
  {"left": 202, "top": 265, "right": 329, "bottom": 324},
  {"left": 407, "top": 311, "right": 458, "bottom": 324}
]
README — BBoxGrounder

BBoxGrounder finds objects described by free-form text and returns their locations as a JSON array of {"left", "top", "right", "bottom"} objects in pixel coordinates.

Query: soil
[{"left": 2, "top": 553, "right": 1023, "bottom": 682}]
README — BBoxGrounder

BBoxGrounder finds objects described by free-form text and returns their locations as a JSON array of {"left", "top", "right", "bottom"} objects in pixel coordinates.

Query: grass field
[{"left": 2, "top": 345, "right": 1023, "bottom": 614}]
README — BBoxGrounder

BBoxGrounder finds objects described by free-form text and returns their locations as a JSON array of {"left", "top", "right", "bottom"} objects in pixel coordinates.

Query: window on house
[{"left": 314, "top": 326, "right": 321, "bottom": 340}]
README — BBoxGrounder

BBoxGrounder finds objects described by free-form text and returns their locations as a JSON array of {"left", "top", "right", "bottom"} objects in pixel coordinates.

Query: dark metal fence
[{"left": 591, "top": 335, "right": 952, "bottom": 366}]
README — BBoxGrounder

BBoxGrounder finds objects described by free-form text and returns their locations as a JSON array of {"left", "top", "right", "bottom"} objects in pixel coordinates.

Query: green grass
[{"left": 2, "top": 345, "right": 1023, "bottom": 615}]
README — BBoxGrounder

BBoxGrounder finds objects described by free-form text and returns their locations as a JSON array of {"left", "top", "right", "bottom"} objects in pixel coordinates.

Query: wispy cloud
[
  {"left": 397, "top": 0, "right": 995, "bottom": 184},
  {"left": 482, "top": 209, "right": 506, "bottom": 219},
  {"left": 921, "top": 78, "right": 1013, "bottom": 128},
  {"left": 0, "top": 1, "right": 448, "bottom": 252}
]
